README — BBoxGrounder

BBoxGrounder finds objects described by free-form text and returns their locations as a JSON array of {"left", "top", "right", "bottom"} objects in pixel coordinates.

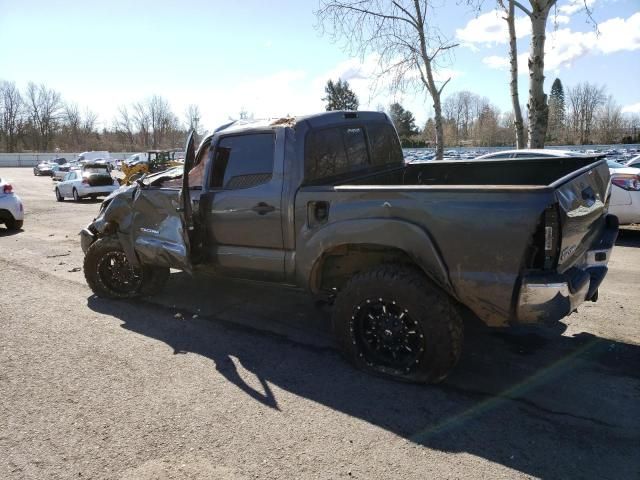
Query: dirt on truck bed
[{"left": 0, "top": 167, "right": 639, "bottom": 479}]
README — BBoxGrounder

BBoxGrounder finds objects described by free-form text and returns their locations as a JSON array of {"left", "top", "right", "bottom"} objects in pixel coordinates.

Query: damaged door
[{"left": 129, "top": 132, "right": 195, "bottom": 273}]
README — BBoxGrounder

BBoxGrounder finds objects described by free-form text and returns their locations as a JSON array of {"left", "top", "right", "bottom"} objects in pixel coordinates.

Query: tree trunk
[
  {"left": 527, "top": 2, "right": 552, "bottom": 148},
  {"left": 506, "top": 0, "right": 525, "bottom": 149},
  {"left": 433, "top": 92, "right": 444, "bottom": 159}
]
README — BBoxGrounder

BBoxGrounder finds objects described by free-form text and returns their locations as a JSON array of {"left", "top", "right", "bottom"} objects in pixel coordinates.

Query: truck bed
[{"left": 336, "top": 156, "right": 603, "bottom": 188}]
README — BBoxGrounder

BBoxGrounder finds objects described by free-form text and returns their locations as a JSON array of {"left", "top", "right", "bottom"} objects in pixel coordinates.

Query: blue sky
[{"left": 1, "top": 0, "right": 638, "bottom": 130}]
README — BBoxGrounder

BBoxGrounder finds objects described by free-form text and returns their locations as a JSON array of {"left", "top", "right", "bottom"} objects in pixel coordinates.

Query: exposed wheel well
[{"left": 312, "top": 244, "right": 417, "bottom": 293}]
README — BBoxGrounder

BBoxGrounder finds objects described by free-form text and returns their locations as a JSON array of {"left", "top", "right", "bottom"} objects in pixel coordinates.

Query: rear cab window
[{"left": 304, "top": 123, "right": 402, "bottom": 184}]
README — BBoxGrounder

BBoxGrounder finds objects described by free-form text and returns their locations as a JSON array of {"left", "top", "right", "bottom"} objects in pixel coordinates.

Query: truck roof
[{"left": 215, "top": 111, "right": 391, "bottom": 135}]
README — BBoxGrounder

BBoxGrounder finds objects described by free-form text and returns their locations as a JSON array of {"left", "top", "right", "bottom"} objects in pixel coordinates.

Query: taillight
[
  {"left": 611, "top": 174, "right": 640, "bottom": 191},
  {"left": 3, "top": 183, "right": 13, "bottom": 194},
  {"left": 527, "top": 204, "right": 560, "bottom": 270},
  {"left": 542, "top": 205, "right": 560, "bottom": 270},
  {"left": 82, "top": 178, "right": 89, "bottom": 185}
]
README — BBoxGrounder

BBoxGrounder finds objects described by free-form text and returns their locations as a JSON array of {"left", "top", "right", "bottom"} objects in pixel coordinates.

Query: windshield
[{"left": 607, "top": 160, "right": 624, "bottom": 168}]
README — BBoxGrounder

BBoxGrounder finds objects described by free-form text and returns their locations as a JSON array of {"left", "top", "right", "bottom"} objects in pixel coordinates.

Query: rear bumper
[
  {"left": 77, "top": 185, "right": 118, "bottom": 197},
  {"left": 0, "top": 194, "right": 24, "bottom": 221},
  {"left": 516, "top": 214, "right": 618, "bottom": 324}
]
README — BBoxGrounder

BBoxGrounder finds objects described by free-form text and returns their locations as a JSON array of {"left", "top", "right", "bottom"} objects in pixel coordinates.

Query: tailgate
[{"left": 553, "top": 159, "right": 611, "bottom": 272}]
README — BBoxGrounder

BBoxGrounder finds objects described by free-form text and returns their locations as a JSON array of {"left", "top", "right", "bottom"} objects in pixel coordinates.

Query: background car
[
  {"left": 622, "top": 154, "right": 640, "bottom": 169},
  {"left": 0, "top": 177, "right": 24, "bottom": 230},
  {"left": 54, "top": 164, "right": 119, "bottom": 202},
  {"left": 33, "top": 160, "right": 55, "bottom": 176},
  {"left": 607, "top": 160, "right": 640, "bottom": 225},
  {"left": 474, "top": 149, "right": 585, "bottom": 160}
]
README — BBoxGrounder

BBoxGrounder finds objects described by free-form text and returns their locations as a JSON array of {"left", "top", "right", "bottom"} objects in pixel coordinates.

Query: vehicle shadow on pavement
[
  {"left": 87, "top": 287, "right": 640, "bottom": 480},
  {"left": 616, "top": 227, "right": 640, "bottom": 247},
  {"left": 0, "top": 226, "right": 23, "bottom": 236}
]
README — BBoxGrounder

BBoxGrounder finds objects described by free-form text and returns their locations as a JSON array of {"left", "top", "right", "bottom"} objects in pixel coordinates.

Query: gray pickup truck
[{"left": 80, "top": 111, "right": 618, "bottom": 383}]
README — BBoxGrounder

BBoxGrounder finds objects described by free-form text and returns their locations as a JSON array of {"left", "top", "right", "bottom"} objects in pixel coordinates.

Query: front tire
[
  {"left": 83, "top": 236, "right": 169, "bottom": 299},
  {"left": 55, "top": 188, "right": 64, "bottom": 202},
  {"left": 332, "top": 265, "right": 463, "bottom": 384}
]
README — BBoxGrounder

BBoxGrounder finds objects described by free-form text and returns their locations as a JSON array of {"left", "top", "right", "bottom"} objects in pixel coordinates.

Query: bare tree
[
  {"left": 185, "top": 104, "right": 201, "bottom": 136},
  {"left": 81, "top": 108, "right": 98, "bottom": 136},
  {"left": 316, "top": 0, "right": 458, "bottom": 159},
  {"left": 567, "top": 82, "right": 606, "bottom": 145},
  {"left": 132, "top": 101, "right": 151, "bottom": 148},
  {"left": 64, "top": 102, "right": 82, "bottom": 147},
  {"left": 25, "top": 82, "right": 63, "bottom": 151},
  {"left": 115, "top": 106, "right": 136, "bottom": 150},
  {"left": 0, "top": 81, "right": 24, "bottom": 152},
  {"left": 497, "top": 0, "right": 525, "bottom": 148},
  {"left": 596, "top": 96, "right": 623, "bottom": 145}
]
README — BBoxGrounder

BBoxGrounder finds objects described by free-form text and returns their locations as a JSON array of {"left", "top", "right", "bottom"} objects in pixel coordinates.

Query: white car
[
  {"left": 54, "top": 165, "right": 119, "bottom": 202},
  {"left": 607, "top": 160, "right": 640, "bottom": 225},
  {"left": 622, "top": 154, "right": 640, "bottom": 169},
  {"left": 0, "top": 177, "right": 24, "bottom": 230},
  {"left": 474, "top": 148, "right": 584, "bottom": 160}
]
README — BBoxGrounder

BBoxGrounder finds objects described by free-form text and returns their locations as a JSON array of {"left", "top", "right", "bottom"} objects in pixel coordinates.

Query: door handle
[{"left": 251, "top": 202, "right": 275, "bottom": 215}]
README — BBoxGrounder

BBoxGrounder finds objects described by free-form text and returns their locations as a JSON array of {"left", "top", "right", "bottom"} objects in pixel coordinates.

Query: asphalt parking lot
[{"left": 1, "top": 167, "right": 639, "bottom": 479}]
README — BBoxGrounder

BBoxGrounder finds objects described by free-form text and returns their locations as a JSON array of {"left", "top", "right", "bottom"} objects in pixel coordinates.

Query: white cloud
[
  {"left": 622, "top": 102, "right": 640, "bottom": 114},
  {"left": 456, "top": 9, "right": 530, "bottom": 47},
  {"left": 482, "top": 13, "right": 640, "bottom": 73},
  {"left": 554, "top": 14, "right": 571, "bottom": 25},
  {"left": 558, "top": 0, "right": 596, "bottom": 16},
  {"left": 482, "top": 55, "right": 509, "bottom": 69},
  {"left": 596, "top": 12, "right": 640, "bottom": 53}
]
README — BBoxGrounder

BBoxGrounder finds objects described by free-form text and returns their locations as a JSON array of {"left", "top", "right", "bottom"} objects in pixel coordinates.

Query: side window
[
  {"left": 305, "top": 126, "right": 369, "bottom": 183},
  {"left": 188, "top": 139, "right": 211, "bottom": 188},
  {"left": 305, "top": 128, "right": 348, "bottom": 181},
  {"left": 367, "top": 123, "right": 403, "bottom": 166},
  {"left": 210, "top": 133, "right": 274, "bottom": 190}
]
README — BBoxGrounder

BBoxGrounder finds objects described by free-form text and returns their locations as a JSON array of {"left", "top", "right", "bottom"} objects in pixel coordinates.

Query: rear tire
[
  {"left": 5, "top": 218, "right": 23, "bottom": 231},
  {"left": 83, "top": 236, "right": 169, "bottom": 299},
  {"left": 55, "top": 188, "right": 64, "bottom": 202},
  {"left": 332, "top": 264, "right": 463, "bottom": 384},
  {"left": 73, "top": 188, "right": 81, "bottom": 202}
]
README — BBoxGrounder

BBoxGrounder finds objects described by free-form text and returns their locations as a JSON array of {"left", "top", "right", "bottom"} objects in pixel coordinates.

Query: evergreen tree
[
  {"left": 388, "top": 102, "right": 418, "bottom": 141},
  {"left": 322, "top": 79, "right": 359, "bottom": 111},
  {"left": 548, "top": 78, "right": 566, "bottom": 142}
]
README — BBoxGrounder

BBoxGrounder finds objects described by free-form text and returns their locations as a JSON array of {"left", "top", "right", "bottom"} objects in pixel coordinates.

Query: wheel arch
[{"left": 300, "top": 219, "right": 452, "bottom": 296}]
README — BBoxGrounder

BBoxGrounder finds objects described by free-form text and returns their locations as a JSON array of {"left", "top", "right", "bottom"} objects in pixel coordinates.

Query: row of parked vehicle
[
  {"left": 33, "top": 150, "right": 189, "bottom": 202},
  {"left": 32, "top": 153, "right": 120, "bottom": 202}
]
